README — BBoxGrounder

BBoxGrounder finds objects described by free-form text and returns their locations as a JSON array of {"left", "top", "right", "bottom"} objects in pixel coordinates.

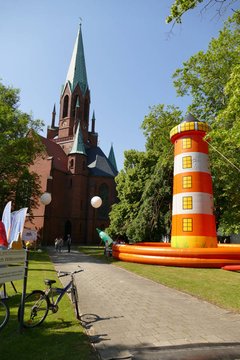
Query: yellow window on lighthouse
[
  {"left": 182, "top": 156, "right": 192, "bottom": 169},
  {"left": 183, "top": 218, "right": 193, "bottom": 232},
  {"left": 182, "top": 176, "right": 192, "bottom": 189},
  {"left": 182, "top": 138, "right": 192, "bottom": 149},
  {"left": 182, "top": 196, "right": 192, "bottom": 209}
]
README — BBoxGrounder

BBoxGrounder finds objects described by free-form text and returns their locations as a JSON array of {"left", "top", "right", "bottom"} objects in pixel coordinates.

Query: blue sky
[{"left": 0, "top": 0, "right": 237, "bottom": 169}]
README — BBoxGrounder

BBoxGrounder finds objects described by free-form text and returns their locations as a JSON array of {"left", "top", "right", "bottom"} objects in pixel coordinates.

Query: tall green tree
[
  {"left": 126, "top": 105, "right": 181, "bottom": 242},
  {"left": 108, "top": 149, "right": 157, "bottom": 239},
  {"left": 0, "top": 81, "right": 44, "bottom": 214},
  {"left": 166, "top": 0, "right": 239, "bottom": 24},
  {"left": 108, "top": 105, "right": 181, "bottom": 242},
  {"left": 173, "top": 14, "right": 240, "bottom": 234}
]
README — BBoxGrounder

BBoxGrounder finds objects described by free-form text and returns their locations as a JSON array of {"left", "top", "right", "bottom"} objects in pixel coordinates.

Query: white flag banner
[
  {"left": 2, "top": 201, "right": 12, "bottom": 241},
  {"left": 8, "top": 208, "right": 28, "bottom": 247}
]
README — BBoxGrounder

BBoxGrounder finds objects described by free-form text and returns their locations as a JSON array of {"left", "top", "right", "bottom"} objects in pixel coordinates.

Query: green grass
[
  {"left": 78, "top": 246, "right": 240, "bottom": 313},
  {"left": 0, "top": 250, "right": 98, "bottom": 360}
]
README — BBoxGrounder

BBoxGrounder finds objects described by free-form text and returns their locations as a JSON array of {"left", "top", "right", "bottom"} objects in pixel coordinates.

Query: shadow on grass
[{"left": 0, "top": 310, "right": 99, "bottom": 360}]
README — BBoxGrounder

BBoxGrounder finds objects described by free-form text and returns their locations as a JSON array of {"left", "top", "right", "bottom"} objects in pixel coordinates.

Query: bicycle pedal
[{"left": 51, "top": 305, "right": 59, "bottom": 313}]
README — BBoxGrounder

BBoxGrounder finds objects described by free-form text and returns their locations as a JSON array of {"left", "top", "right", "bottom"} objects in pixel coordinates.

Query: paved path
[{"left": 48, "top": 249, "right": 240, "bottom": 360}]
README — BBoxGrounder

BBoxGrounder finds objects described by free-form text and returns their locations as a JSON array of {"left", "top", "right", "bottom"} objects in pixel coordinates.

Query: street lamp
[
  {"left": 91, "top": 196, "right": 102, "bottom": 209},
  {"left": 40, "top": 192, "right": 52, "bottom": 246},
  {"left": 40, "top": 192, "right": 52, "bottom": 206}
]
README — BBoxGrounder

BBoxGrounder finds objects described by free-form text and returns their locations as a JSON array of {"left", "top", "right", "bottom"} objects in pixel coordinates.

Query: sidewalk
[{"left": 48, "top": 249, "right": 240, "bottom": 360}]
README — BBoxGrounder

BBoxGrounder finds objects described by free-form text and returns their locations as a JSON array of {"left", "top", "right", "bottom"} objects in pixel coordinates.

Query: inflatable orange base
[{"left": 112, "top": 243, "right": 240, "bottom": 268}]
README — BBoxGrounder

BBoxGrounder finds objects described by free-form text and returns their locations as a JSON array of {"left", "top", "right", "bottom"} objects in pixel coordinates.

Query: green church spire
[
  {"left": 108, "top": 144, "right": 118, "bottom": 172},
  {"left": 69, "top": 122, "right": 86, "bottom": 155},
  {"left": 65, "top": 25, "right": 88, "bottom": 94}
]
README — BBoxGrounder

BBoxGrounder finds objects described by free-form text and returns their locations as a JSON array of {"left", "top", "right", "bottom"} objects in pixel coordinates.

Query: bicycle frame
[{"left": 48, "top": 279, "right": 73, "bottom": 307}]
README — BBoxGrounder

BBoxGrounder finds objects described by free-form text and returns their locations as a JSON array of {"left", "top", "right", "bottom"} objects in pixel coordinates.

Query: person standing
[
  {"left": 58, "top": 237, "right": 63, "bottom": 252},
  {"left": 66, "top": 234, "right": 72, "bottom": 253},
  {"left": 54, "top": 237, "right": 59, "bottom": 252}
]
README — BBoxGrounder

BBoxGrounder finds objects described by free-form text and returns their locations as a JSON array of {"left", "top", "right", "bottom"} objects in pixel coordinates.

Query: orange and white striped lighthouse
[{"left": 170, "top": 114, "right": 217, "bottom": 248}]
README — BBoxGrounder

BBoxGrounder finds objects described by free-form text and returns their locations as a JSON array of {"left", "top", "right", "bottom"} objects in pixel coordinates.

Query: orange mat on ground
[{"left": 112, "top": 243, "right": 240, "bottom": 268}]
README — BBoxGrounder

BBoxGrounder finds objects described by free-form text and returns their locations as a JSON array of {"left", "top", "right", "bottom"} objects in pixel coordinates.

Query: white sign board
[{"left": 0, "top": 250, "right": 26, "bottom": 283}]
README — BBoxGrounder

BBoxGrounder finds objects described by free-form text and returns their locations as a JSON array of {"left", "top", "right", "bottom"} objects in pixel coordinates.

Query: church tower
[{"left": 28, "top": 25, "right": 118, "bottom": 245}]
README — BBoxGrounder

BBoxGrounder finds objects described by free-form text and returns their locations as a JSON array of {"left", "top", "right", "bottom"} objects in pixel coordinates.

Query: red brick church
[{"left": 27, "top": 25, "right": 118, "bottom": 245}]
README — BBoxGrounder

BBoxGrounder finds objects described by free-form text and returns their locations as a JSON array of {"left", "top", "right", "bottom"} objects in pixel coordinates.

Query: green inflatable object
[{"left": 96, "top": 228, "right": 113, "bottom": 245}]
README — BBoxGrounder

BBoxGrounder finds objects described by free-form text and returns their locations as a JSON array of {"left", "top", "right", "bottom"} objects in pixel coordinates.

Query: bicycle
[
  {"left": 0, "top": 298, "right": 10, "bottom": 331},
  {"left": 18, "top": 267, "right": 83, "bottom": 328}
]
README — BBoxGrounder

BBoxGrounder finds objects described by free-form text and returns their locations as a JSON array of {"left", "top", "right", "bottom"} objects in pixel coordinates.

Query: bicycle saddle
[{"left": 44, "top": 279, "right": 56, "bottom": 286}]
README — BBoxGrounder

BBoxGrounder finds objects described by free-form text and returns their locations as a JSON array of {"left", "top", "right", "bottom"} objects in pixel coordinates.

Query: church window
[
  {"left": 182, "top": 218, "right": 193, "bottom": 232},
  {"left": 98, "top": 183, "right": 109, "bottom": 219},
  {"left": 71, "top": 96, "right": 79, "bottom": 118},
  {"left": 182, "top": 156, "right": 192, "bottom": 169},
  {"left": 69, "top": 159, "right": 74, "bottom": 169},
  {"left": 63, "top": 95, "right": 69, "bottom": 118}
]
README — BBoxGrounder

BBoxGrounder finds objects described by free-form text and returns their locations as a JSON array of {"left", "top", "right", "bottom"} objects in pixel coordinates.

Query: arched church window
[
  {"left": 98, "top": 183, "right": 109, "bottom": 219},
  {"left": 69, "top": 159, "right": 74, "bottom": 169},
  {"left": 63, "top": 95, "right": 69, "bottom": 118},
  {"left": 71, "top": 95, "right": 79, "bottom": 118},
  {"left": 64, "top": 220, "right": 72, "bottom": 240}
]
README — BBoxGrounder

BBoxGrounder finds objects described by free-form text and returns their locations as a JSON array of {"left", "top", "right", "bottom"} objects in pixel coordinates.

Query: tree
[
  {"left": 108, "top": 105, "right": 181, "bottom": 242},
  {"left": 173, "top": 15, "right": 239, "bottom": 121},
  {"left": 0, "top": 81, "right": 44, "bottom": 214},
  {"left": 173, "top": 14, "right": 240, "bottom": 234},
  {"left": 107, "top": 149, "right": 157, "bottom": 239},
  {"left": 166, "top": 0, "right": 239, "bottom": 24}
]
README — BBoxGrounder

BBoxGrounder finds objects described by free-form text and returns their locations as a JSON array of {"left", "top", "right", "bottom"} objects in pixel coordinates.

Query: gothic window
[
  {"left": 182, "top": 156, "right": 192, "bottom": 169},
  {"left": 182, "top": 218, "right": 193, "bottom": 232},
  {"left": 64, "top": 220, "right": 72, "bottom": 239},
  {"left": 63, "top": 95, "right": 69, "bottom": 118},
  {"left": 69, "top": 159, "right": 74, "bottom": 169},
  {"left": 182, "top": 176, "right": 192, "bottom": 189},
  {"left": 98, "top": 183, "right": 109, "bottom": 219},
  {"left": 182, "top": 138, "right": 192, "bottom": 149},
  {"left": 71, "top": 96, "right": 79, "bottom": 118}
]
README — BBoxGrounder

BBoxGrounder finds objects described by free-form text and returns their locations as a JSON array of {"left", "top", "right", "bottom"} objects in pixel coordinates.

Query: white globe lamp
[
  {"left": 40, "top": 192, "right": 52, "bottom": 206},
  {"left": 91, "top": 196, "right": 102, "bottom": 209}
]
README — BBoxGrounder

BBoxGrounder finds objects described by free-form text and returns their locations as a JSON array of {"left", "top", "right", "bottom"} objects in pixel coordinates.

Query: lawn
[
  {"left": 0, "top": 250, "right": 98, "bottom": 360},
  {"left": 1, "top": 245, "right": 240, "bottom": 360},
  {"left": 78, "top": 245, "right": 240, "bottom": 313}
]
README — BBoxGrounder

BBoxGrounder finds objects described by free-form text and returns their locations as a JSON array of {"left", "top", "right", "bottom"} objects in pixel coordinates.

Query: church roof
[
  {"left": 69, "top": 122, "right": 86, "bottom": 155},
  {"left": 87, "top": 146, "right": 118, "bottom": 177},
  {"left": 65, "top": 25, "right": 88, "bottom": 94},
  {"left": 108, "top": 144, "right": 118, "bottom": 172},
  {"left": 40, "top": 136, "right": 68, "bottom": 172}
]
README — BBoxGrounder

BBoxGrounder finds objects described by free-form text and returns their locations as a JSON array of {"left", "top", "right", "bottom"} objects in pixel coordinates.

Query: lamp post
[
  {"left": 40, "top": 192, "right": 52, "bottom": 246},
  {"left": 90, "top": 196, "right": 102, "bottom": 243}
]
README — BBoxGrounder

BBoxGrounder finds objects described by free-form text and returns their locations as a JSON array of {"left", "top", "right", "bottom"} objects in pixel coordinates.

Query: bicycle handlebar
[{"left": 57, "top": 268, "right": 83, "bottom": 278}]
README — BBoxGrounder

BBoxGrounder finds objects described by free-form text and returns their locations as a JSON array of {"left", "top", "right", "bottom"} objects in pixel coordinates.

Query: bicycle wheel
[
  {"left": 19, "top": 290, "right": 50, "bottom": 328},
  {"left": 71, "top": 285, "right": 80, "bottom": 320},
  {"left": 0, "top": 299, "right": 10, "bottom": 331}
]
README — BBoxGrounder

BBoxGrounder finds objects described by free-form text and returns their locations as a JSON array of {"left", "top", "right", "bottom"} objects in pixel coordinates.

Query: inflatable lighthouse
[{"left": 170, "top": 114, "right": 218, "bottom": 248}]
